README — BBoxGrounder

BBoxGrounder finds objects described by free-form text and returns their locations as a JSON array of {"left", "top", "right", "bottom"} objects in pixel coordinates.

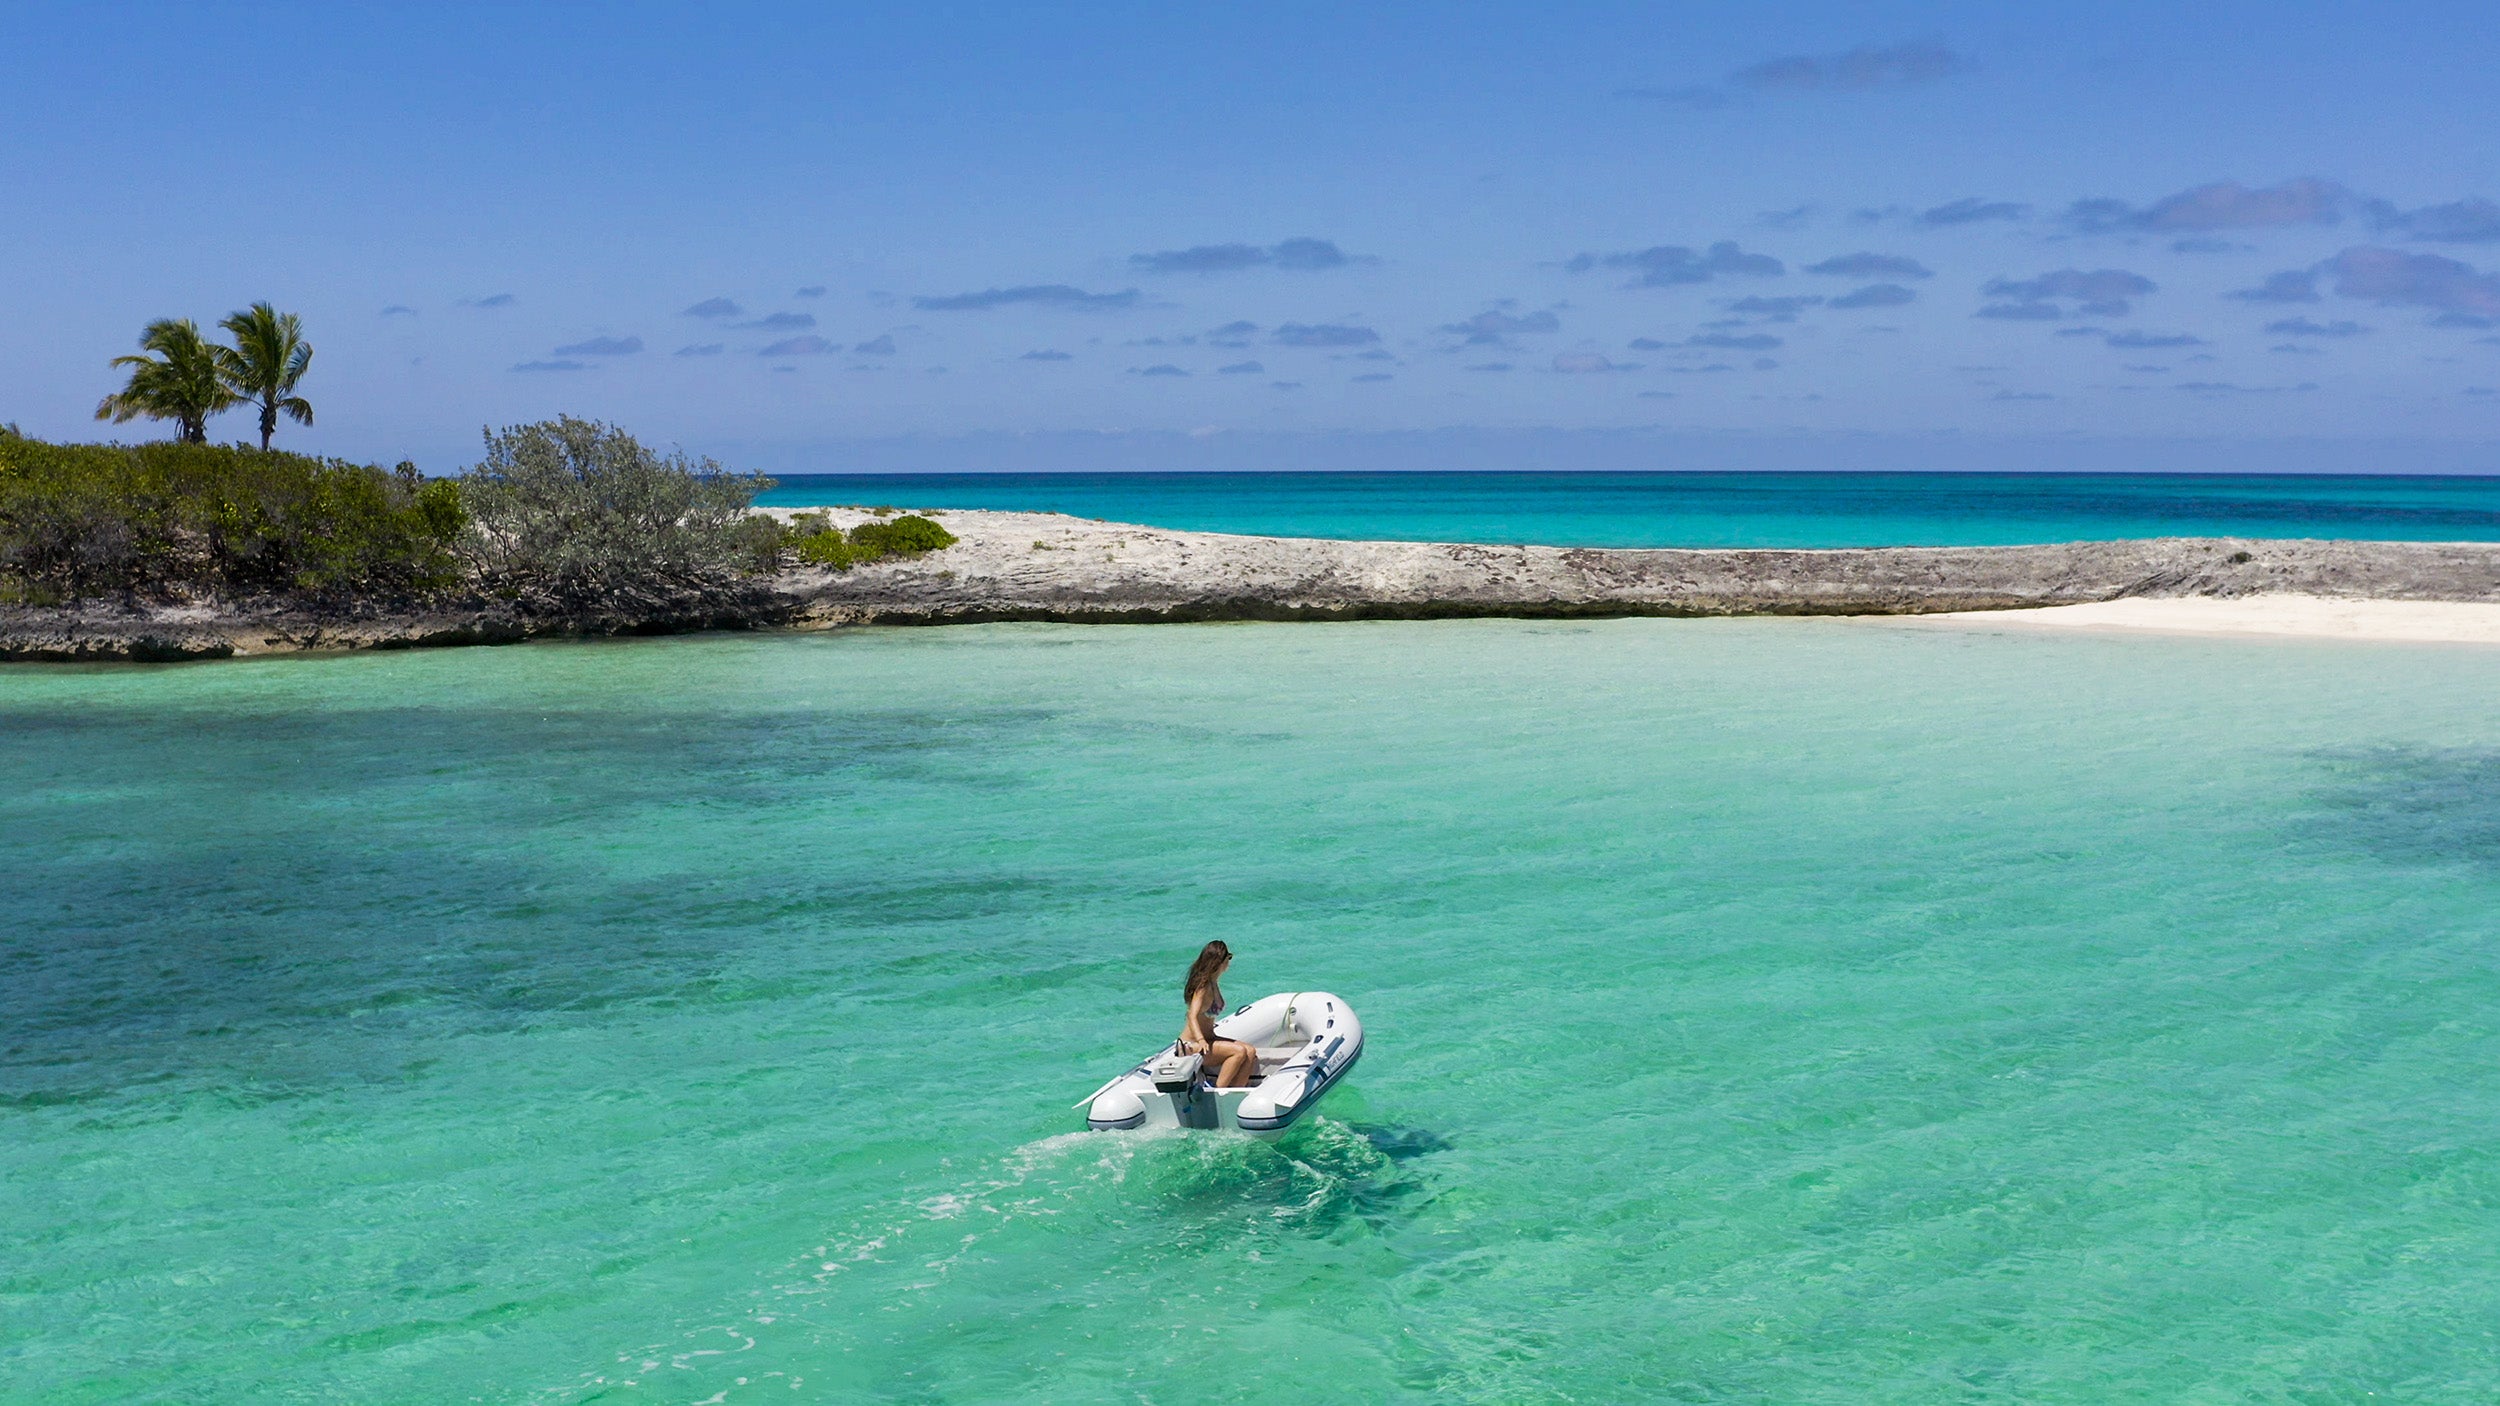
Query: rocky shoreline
[{"left": 8, "top": 507, "right": 2499, "bottom": 661}]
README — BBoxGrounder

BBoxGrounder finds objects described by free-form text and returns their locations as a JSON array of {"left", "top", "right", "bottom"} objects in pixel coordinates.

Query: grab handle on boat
[
  {"left": 1070, "top": 1045, "right": 1175, "bottom": 1110},
  {"left": 1071, "top": 1067, "right": 1140, "bottom": 1110}
]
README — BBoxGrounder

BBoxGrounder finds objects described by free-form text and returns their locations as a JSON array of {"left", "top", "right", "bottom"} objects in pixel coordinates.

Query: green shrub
[
  {"left": 455, "top": 417, "right": 776, "bottom": 603},
  {"left": 849, "top": 514, "right": 956, "bottom": 557},
  {"left": 788, "top": 512, "right": 958, "bottom": 571},
  {"left": 0, "top": 429, "right": 466, "bottom": 600},
  {"left": 794, "top": 528, "right": 868, "bottom": 568}
]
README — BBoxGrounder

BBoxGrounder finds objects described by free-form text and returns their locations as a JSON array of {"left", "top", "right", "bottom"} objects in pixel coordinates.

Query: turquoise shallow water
[
  {"left": 6, "top": 622, "right": 2500, "bottom": 1402},
  {"left": 754, "top": 471, "right": 2500, "bottom": 547}
]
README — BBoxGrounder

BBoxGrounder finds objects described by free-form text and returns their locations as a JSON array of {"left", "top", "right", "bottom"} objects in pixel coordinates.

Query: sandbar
[{"left": 1882, "top": 593, "right": 2500, "bottom": 645}]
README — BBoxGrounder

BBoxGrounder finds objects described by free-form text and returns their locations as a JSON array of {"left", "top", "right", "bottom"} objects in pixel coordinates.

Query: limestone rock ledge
[{"left": 7, "top": 508, "right": 2497, "bottom": 661}]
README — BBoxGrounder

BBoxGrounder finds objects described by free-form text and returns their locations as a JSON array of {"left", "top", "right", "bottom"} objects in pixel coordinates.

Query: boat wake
[{"left": 532, "top": 1115, "right": 1452, "bottom": 1402}]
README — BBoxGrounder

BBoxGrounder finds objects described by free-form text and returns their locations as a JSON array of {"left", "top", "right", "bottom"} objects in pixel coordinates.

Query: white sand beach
[{"left": 1893, "top": 594, "right": 2500, "bottom": 645}]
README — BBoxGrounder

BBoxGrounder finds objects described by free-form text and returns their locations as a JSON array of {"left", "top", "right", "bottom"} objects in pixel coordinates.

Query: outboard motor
[{"left": 1149, "top": 1047, "right": 1203, "bottom": 1092}]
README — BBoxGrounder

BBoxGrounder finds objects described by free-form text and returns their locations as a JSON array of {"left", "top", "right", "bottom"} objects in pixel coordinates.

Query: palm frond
[
  {"left": 97, "top": 317, "right": 236, "bottom": 440},
  {"left": 215, "top": 303, "right": 315, "bottom": 447}
]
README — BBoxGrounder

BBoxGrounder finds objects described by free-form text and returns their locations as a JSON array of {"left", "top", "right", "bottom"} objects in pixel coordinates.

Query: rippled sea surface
[
  {"left": 756, "top": 470, "right": 2500, "bottom": 547},
  {"left": 6, "top": 621, "right": 2500, "bottom": 1402}
]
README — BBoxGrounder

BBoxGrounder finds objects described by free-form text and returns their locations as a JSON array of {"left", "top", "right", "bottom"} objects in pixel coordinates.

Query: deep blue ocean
[{"left": 755, "top": 471, "right": 2500, "bottom": 548}]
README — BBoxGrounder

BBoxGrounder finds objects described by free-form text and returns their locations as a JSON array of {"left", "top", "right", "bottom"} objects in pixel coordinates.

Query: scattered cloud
[
  {"left": 1466, "top": 362, "right": 1514, "bottom": 372},
  {"left": 674, "top": 343, "right": 724, "bottom": 357},
  {"left": 2266, "top": 317, "right": 2366, "bottom": 337},
  {"left": 2065, "top": 178, "right": 2349, "bottom": 234},
  {"left": 913, "top": 284, "right": 1141, "bottom": 311},
  {"left": 853, "top": 334, "right": 897, "bottom": 355},
  {"left": 2227, "top": 270, "right": 2320, "bottom": 303},
  {"left": 2176, "top": 380, "right": 2318, "bottom": 396},
  {"left": 1441, "top": 308, "right": 1562, "bottom": 345},
  {"left": 1271, "top": 322, "right": 1380, "bottom": 347},
  {"left": 737, "top": 311, "right": 817, "bottom": 331},
  {"left": 1352, "top": 372, "right": 1394, "bottom": 382},
  {"left": 1804, "top": 252, "right": 1932, "bottom": 279},
  {"left": 1724, "top": 295, "right": 1822, "bottom": 320},
  {"left": 1977, "top": 302, "right": 2063, "bottom": 320},
  {"left": 468, "top": 293, "right": 518, "bottom": 309},
  {"left": 2103, "top": 330, "right": 2208, "bottom": 349},
  {"left": 758, "top": 335, "right": 837, "bottom": 356},
  {"left": 795, "top": 285, "right": 827, "bottom": 298},
  {"left": 1733, "top": 42, "right": 1964, "bottom": 92},
  {"left": 551, "top": 334, "right": 643, "bottom": 356},
  {"left": 1919, "top": 198, "right": 2028, "bottom": 227},
  {"left": 1567, "top": 241, "right": 1783, "bottom": 286},
  {"left": 1207, "top": 320, "right": 1259, "bottom": 347},
  {"left": 1130, "top": 238, "right": 1351, "bottom": 273},
  {"left": 1553, "top": 352, "right": 1637, "bottom": 373},
  {"left": 1019, "top": 349, "right": 1073, "bottom": 361},
  {"left": 510, "top": 359, "right": 585, "bottom": 372},
  {"left": 2366, "top": 197, "right": 2500, "bottom": 243},
  {"left": 2169, "top": 237, "right": 2244, "bottom": 254},
  {"left": 1980, "top": 267, "right": 2157, "bottom": 317},
  {"left": 2319, "top": 245, "right": 2500, "bottom": 318},
  {"left": 1271, "top": 381, "right": 1303, "bottom": 390},
  {"left": 1217, "top": 360, "right": 1265, "bottom": 374},
  {"left": 1627, "top": 337, "right": 1668, "bottom": 351},
  {"left": 1129, "top": 243, "right": 1268, "bottom": 274},
  {"left": 1266, "top": 237, "right": 1351, "bottom": 271},
  {"left": 1757, "top": 205, "right": 1817, "bottom": 229},
  {"left": 1132, "top": 363, "right": 1189, "bottom": 376},
  {"left": 1993, "top": 391, "right": 2054, "bottom": 401},
  {"left": 1614, "top": 85, "right": 1731, "bottom": 111},
  {"left": 380, "top": 304, "right": 416, "bottom": 317},
  {"left": 682, "top": 297, "right": 744, "bottom": 319},
  {"left": 1830, "top": 283, "right": 1917, "bottom": 309},
  {"left": 1687, "top": 332, "right": 1783, "bottom": 350}
]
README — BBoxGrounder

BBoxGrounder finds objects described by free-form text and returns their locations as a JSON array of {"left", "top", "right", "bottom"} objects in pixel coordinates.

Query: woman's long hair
[{"left": 1183, "top": 940, "right": 1231, "bottom": 1006}]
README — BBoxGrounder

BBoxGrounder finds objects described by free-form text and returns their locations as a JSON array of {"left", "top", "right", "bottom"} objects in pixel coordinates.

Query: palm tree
[
  {"left": 216, "top": 302, "right": 314, "bottom": 451},
  {"left": 95, "top": 318, "right": 236, "bottom": 442}
]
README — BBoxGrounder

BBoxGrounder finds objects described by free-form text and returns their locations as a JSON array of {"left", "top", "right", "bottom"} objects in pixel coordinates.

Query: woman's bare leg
[{"left": 1213, "top": 1040, "right": 1254, "bottom": 1087}]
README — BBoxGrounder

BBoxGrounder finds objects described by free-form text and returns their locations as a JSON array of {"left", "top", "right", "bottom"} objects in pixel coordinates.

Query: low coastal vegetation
[
  {"left": 1, "top": 312, "right": 958, "bottom": 620},
  {"left": 457, "top": 417, "right": 787, "bottom": 610},
  {"left": 0, "top": 428, "right": 466, "bottom": 603},
  {"left": 0, "top": 416, "right": 951, "bottom": 611},
  {"left": 786, "top": 508, "right": 958, "bottom": 569}
]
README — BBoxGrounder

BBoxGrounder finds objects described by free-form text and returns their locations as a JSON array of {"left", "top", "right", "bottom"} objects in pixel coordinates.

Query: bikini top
[{"left": 1185, "top": 984, "right": 1223, "bottom": 1034}]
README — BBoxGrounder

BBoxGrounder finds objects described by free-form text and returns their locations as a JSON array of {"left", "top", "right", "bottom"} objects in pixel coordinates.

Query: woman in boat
[{"left": 1179, "top": 940, "right": 1257, "bottom": 1087}]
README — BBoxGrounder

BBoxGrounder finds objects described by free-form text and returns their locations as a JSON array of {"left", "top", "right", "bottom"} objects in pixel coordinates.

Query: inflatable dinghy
[{"left": 1080, "top": 991, "right": 1362, "bottom": 1139}]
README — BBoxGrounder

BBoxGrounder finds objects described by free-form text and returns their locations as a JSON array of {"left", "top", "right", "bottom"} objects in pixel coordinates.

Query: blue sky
[{"left": 5, "top": 1, "right": 2498, "bottom": 472}]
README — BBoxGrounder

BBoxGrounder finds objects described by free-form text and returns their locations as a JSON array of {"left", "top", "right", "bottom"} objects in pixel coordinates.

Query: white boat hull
[{"left": 1084, "top": 991, "right": 1363, "bottom": 1140}]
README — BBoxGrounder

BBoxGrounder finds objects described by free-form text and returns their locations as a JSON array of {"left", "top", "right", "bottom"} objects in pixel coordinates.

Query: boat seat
[
  {"left": 1247, "top": 1044, "right": 1308, "bottom": 1083},
  {"left": 1192, "top": 1045, "right": 1311, "bottom": 1090}
]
